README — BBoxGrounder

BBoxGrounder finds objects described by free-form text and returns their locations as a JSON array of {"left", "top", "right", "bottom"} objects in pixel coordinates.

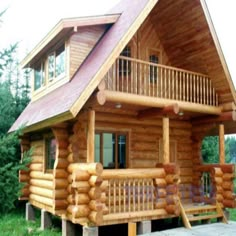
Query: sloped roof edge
[
  {"left": 20, "top": 14, "right": 121, "bottom": 68},
  {"left": 200, "top": 0, "right": 236, "bottom": 104}
]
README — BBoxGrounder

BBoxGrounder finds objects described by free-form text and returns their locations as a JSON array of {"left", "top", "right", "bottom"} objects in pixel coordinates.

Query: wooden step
[
  {"left": 184, "top": 205, "right": 217, "bottom": 214},
  {"left": 188, "top": 213, "right": 222, "bottom": 222}
]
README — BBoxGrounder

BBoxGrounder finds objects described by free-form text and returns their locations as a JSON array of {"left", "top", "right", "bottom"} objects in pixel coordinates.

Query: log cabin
[{"left": 10, "top": 0, "right": 236, "bottom": 235}]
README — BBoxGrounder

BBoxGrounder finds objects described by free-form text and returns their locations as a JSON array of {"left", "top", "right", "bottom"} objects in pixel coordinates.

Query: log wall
[
  {"left": 19, "top": 136, "right": 30, "bottom": 200},
  {"left": 71, "top": 108, "right": 193, "bottom": 192}
]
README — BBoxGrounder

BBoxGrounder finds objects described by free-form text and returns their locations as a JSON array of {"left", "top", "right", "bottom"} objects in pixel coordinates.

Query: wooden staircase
[{"left": 178, "top": 200, "right": 228, "bottom": 229}]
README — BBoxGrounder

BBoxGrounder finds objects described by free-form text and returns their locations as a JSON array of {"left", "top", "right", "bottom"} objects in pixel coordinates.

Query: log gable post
[
  {"left": 219, "top": 123, "right": 225, "bottom": 164},
  {"left": 87, "top": 108, "right": 95, "bottom": 163},
  {"left": 163, "top": 116, "right": 170, "bottom": 164}
]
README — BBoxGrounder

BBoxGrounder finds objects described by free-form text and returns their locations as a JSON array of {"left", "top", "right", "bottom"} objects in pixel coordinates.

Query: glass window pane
[
  {"left": 55, "top": 45, "right": 65, "bottom": 78},
  {"left": 46, "top": 138, "right": 56, "bottom": 169},
  {"left": 34, "top": 63, "right": 44, "bottom": 90},
  {"left": 48, "top": 54, "right": 55, "bottom": 80},
  {"left": 103, "top": 133, "right": 115, "bottom": 169},
  {"left": 118, "top": 135, "right": 126, "bottom": 168},
  {"left": 95, "top": 134, "right": 100, "bottom": 163}
]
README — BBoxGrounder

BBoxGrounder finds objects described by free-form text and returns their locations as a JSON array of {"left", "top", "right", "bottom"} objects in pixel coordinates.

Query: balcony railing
[{"left": 104, "top": 56, "right": 218, "bottom": 106}]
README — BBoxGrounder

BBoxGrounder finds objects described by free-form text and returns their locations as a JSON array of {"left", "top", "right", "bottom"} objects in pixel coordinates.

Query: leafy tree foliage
[
  {"left": 0, "top": 10, "right": 31, "bottom": 213},
  {"left": 201, "top": 135, "right": 236, "bottom": 163}
]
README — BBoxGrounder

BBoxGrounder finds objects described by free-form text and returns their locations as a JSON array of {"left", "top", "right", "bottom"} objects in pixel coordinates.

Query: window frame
[
  {"left": 32, "top": 42, "right": 67, "bottom": 93},
  {"left": 95, "top": 131, "right": 129, "bottom": 169},
  {"left": 146, "top": 48, "right": 162, "bottom": 84},
  {"left": 159, "top": 139, "right": 177, "bottom": 163},
  {"left": 43, "top": 134, "right": 57, "bottom": 172}
]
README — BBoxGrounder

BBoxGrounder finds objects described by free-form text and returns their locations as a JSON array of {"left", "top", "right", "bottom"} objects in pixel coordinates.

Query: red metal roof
[{"left": 9, "top": 0, "right": 151, "bottom": 132}]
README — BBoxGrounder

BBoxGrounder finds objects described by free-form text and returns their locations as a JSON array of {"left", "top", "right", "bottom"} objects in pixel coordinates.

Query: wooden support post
[
  {"left": 219, "top": 124, "right": 225, "bottom": 164},
  {"left": 163, "top": 116, "right": 169, "bottom": 164},
  {"left": 87, "top": 109, "right": 95, "bottom": 163},
  {"left": 128, "top": 222, "right": 137, "bottom": 236}
]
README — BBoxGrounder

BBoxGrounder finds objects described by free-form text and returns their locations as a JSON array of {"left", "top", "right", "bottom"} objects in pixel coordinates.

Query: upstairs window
[
  {"left": 33, "top": 43, "right": 66, "bottom": 92},
  {"left": 119, "top": 46, "right": 131, "bottom": 76},
  {"left": 95, "top": 132, "right": 127, "bottom": 169},
  {"left": 34, "top": 62, "right": 45, "bottom": 90},
  {"left": 48, "top": 44, "right": 66, "bottom": 81},
  {"left": 149, "top": 54, "right": 159, "bottom": 83}
]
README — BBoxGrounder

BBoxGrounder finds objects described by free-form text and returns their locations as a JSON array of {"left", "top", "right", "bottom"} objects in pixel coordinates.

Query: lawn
[{"left": 0, "top": 204, "right": 61, "bottom": 236}]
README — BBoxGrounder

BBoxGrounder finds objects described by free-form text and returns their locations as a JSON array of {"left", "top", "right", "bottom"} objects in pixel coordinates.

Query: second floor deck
[{"left": 103, "top": 56, "right": 218, "bottom": 108}]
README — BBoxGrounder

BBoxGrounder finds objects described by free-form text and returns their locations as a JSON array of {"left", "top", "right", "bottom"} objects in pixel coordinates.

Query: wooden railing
[
  {"left": 193, "top": 164, "right": 236, "bottom": 207},
  {"left": 104, "top": 56, "right": 218, "bottom": 106}
]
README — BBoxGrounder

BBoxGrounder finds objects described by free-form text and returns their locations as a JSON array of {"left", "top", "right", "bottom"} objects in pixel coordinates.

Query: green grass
[{"left": 0, "top": 205, "right": 61, "bottom": 236}]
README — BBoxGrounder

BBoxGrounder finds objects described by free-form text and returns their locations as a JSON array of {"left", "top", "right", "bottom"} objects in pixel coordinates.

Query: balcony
[{"left": 101, "top": 56, "right": 219, "bottom": 113}]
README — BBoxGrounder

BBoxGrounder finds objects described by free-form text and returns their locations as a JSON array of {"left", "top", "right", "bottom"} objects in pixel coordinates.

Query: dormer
[{"left": 21, "top": 15, "right": 120, "bottom": 101}]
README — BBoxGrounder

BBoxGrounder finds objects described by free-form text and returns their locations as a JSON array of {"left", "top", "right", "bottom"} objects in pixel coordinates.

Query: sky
[{"left": 0, "top": 0, "right": 236, "bottom": 86}]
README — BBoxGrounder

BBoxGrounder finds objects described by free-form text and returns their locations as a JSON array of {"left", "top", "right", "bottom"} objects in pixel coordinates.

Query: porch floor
[{"left": 140, "top": 221, "right": 236, "bottom": 236}]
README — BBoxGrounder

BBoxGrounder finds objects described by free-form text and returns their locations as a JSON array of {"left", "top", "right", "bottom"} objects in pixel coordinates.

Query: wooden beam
[
  {"left": 163, "top": 117, "right": 169, "bottom": 164},
  {"left": 138, "top": 104, "right": 180, "bottom": 119},
  {"left": 219, "top": 124, "right": 225, "bottom": 164},
  {"left": 128, "top": 222, "right": 136, "bottom": 236},
  {"left": 98, "top": 91, "right": 222, "bottom": 115},
  {"left": 192, "top": 111, "right": 236, "bottom": 125},
  {"left": 220, "top": 102, "right": 236, "bottom": 112},
  {"left": 87, "top": 109, "right": 95, "bottom": 163}
]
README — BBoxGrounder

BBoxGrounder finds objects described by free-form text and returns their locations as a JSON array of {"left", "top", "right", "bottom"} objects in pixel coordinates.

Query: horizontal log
[
  {"left": 54, "top": 169, "right": 68, "bottom": 179},
  {"left": 223, "top": 173, "right": 234, "bottom": 181},
  {"left": 165, "top": 175, "right": 179, "bottom": 184},
  {"left": 71, "top": 181, "right": 90, "bottom": 193},
  {"left": 222, "top": 191, "right": 235, "bottom": 200},
  {"left": 30, "top": 179, "right": 53, "bottom": 189},
  {"left": 156, "top": 188, "right": 167, "bottom": 198},
  {"left": 89, "top": 187, "right": 102, "bottom": 200},
  {"left": 89, "top": 175, "right": 103, "bottom": 187},
  {"left": 216, "top": 194, "right": 223, "bottom": 202},
  {"left": 19, "top": 175, "right": 30, "bottom": 182},
  {"left": 89, "top": 200, "right": 103, "bottom": 211},
  {"left": 67, "top": 204, "right": 90, "bottom": 218},
  {"left": 21, "top": 188, "right": 30, "bottom": 197},
  {"left": 223, "top": 199, "right": 236, "bottom": 208},
  {"left": 166, "top": 195, "right": 178, "bottom": 205},
  {"left": 68, "top": 163, "right": 103, "bottom": 176},
  {"left": 30, "top": 171, "right": 53, "bottom": 180},
  {"left": 166, "top": 185, "right": 178, "bottom": 195},
  {"left": 54, "top": 158, "right": 69, "bottom": 169},
  {"left": 89, "top": 211, "right": 103, "bottom": 225},
  {"left": 29, "top": 186, "right": 54, "bottom": 198},
  {"left": 101, "top": 90, "right": 222, "bottom": 115},
  {"left": 71, "top": 170, "right": 90, "bottom": 182},
  {"left": 30, "top": 193, "right": 52, "bottom": 206},
  {"left": 154, "top": 198, "right": 167, "bottom": 209},
  {"left": 30, "top": 163, "right": 43, "bottom": 171},
  {"left": 220, "top": 102, "right": 236, "bottom": 112},
  {"left": 156, "top": 163, "right": 180, "bottom": 175},
  {"left": 165, "top": 205, "right": 180, "bottom": 215},
  {"left": 222, "top": 182, "right": 234, "bottom": 191},
  {"left": 154, "top": 178, "right": 167, "bottom": 187},
  {"left": 211, "top": 168, "right": 223, "bottom": 177},
  {"left": 213, "top": 177, "right": 222, "bottom": 185},
  {"left": 102, "top": 168, "right": 166, "bottom": 180},
  {"left": 54, "top": 179, "right": 69, "bottom": 189}
]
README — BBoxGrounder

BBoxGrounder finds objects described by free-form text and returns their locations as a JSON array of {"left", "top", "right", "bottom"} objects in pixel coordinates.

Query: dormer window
[
  {"left": 33, "top": 43, "right": 66, "bottom": 93},
  {"left": 48, "top": 44, "right": 66, "bottom": 81},
  {"left": 34, "top": 62, "right": 45, "bottom": 90}
]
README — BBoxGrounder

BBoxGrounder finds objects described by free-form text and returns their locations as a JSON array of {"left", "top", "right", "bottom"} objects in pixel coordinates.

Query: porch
[
  {"left": 66, "top": 162, "right": 235, "bottom": 228},
  {"left": 98, "top": 56, "right": 222, "bottom": 116}
]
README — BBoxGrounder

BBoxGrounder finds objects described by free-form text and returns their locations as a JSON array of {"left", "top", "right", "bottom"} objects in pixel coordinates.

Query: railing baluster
[
  {"left": 213, "top": 87, "right": 215, "bottom": 106},
  {"left": 160, "top": 67, "right": 163, "bottom": 98},
  {"left": 138, "top": 180, "right": 140, "bottom": 211},
  {"left": 168, "top": 69, "right": 171, "bottom": 99},
  {"left": 118, "top": 180, "right": 121, "bottom": 213},
  {"left": 133, "top": 179, "right": 136, "bottom": 212},
  {"left": 123, "top": 180, "right": 126, "bottom": 212},
  {"left": 128, "top": 179, "right": 131, "bottom": 212},
  {"left": 113, "top": 179, "right": 116, "bottom": 213},
  {"left": 206, "top": 78, "right": 209, "bottom": 105}
]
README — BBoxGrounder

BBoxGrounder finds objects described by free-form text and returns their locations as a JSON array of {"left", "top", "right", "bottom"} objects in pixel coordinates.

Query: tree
[
  {"left": 201, "top": 136, "right": 219, "bottom": 163},
  {"left": 0, "top": 10, "right": 31, "bottom": 213}
]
